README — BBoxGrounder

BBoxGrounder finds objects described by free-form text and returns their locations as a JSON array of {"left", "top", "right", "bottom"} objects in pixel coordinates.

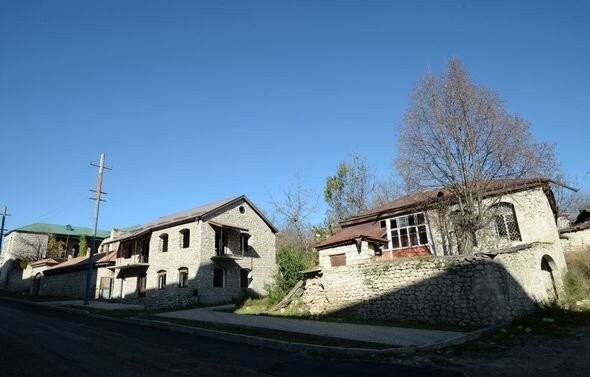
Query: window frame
[
  {"left": 160, "top": 233, "right": 169, "bottom": 252},
  {"left": 492, "top": 203, "right": 522, "bottom": 242},
  {"left": 240, "top": 233, "right": 250, "bottom": 253},
  {"left": 383, "top": 212, "right": 430, "bottom": 251},
  {"left": 180, "top": 229, "right": 190, "bottom": 249},
  {"left": 178, "top": 267, "right": 189, "bottom": 288},
  {"left": 157, "top": 270, "right": 167, "bottom": 290}
]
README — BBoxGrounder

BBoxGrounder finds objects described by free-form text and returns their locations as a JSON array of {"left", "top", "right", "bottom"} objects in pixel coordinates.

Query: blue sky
[{"left": 1, "top": 0, "right": 589, "bottom": 232}]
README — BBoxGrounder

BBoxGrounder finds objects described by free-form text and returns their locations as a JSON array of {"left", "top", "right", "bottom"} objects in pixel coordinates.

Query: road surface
[{"left": 0, "top": 299, "right": 461, "bottom": 377}]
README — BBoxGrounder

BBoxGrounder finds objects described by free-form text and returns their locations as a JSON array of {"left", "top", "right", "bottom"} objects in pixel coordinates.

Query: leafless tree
[
  {"left": 11, "top": 233, "right": 49, "bottom": 267},
  {"left": 396, "top": 58, "right": 559, "bottom": 254},
  {"left": 269, "top": 177, "right": 320, "bottom": 251},
  {"left": 370, "top": 175, "right": 406, "bottom": 209}
]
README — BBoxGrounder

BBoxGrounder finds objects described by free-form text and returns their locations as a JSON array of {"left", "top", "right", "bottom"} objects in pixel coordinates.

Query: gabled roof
[
  {"left": 105, "top": 195, "right": 277, "bottom": 244},
  {"left": 7, "top": 223, "right": 110, "bottom": 239},
  {"left": 315, "top": 222, "right": 387, "bottom": 250},
  {"left": 318, "top": 178, "right": 558, "bottom": 250},
  {"left": 43, "top": 251, "right": 116, "bottom": 275},
  {"left": 341, "top": 178, "right": 556, "bottom": 227},
  {"left": 30, "top": 258, "right": 59, "bottom": 268}
]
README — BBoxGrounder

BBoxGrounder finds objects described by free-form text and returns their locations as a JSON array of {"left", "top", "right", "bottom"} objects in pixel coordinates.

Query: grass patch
[
  {"left": 142, "top": 315, "right": 396, "bottom": 349},
  {"left": 564, "top": 250, "right": 590, "bottom": 307},
  {"left": 235, "top": 297, "right": 474, "bottom": 332}
]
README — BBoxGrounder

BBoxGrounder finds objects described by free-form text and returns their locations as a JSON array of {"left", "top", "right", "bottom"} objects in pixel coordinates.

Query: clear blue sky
[{"left": 1, "top": 0, "right": 589, "bottom": 232}]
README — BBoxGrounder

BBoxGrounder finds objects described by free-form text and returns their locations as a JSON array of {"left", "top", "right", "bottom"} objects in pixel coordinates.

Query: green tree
[
  {"left": 324, "top": 154, "right": 376, "bottom": 225},
  {"left": 79, "top": 235, "right": 88, "bottom": 257}
]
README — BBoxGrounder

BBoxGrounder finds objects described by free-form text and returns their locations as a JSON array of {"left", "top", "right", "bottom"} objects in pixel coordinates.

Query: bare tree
[
  {"left": 370, "top": 175, "right": 406, "bottom": 209},
  {"left": 396, "top": 59, "right": 559, "bottom": 254},
  {"left": 269, "top": 177, "right": 319, "bottom": 250},
  {"left": 558, "top": 189, "right": 590, "bottom": 217},
  {"left": 324, "top": 154, "right": 376, "bottom": 225},
  {"left": 11, "top": 233, "right": 49, "bottom": 268}
]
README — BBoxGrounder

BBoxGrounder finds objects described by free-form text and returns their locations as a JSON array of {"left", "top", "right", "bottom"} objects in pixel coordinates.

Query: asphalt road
[{"left": 0, "top": 299, "right": 462, "bottom": 377}]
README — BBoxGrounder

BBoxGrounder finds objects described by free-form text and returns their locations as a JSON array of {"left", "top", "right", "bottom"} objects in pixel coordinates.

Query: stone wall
[
  {"left": 560, "top": 228, "right": 590, "bottom": 254},
  {"left": 300, "top": 243, "right": 565, "bottom": 326},
  {"left": 40, "top": 269, "right": 98, "bottom": 298},
  {"left": 111, "top": 197, "right": 276, "bottom": 308}
]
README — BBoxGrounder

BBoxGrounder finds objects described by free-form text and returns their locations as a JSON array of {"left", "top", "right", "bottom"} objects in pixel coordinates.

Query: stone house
[
  {"left": 35, "top": 252, "right": 116, "bottom": 298},
  {"left": 100, "top": 195, "right": 277, "bottom": 308},
  {"left": 303, "top": 179, "right": 569, "bottom": 325},
  {"left": 0, "top": 223, "right": 110, "bottom": 292},
  {"left": 559, "top": 208, "right": 590, "bottom": 253}
]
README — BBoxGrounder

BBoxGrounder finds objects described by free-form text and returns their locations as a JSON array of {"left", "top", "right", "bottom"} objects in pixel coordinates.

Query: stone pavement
[
  {"left": 41, "top": 299, "right": 144, "bottom": 310},
  {"left": 156, "top": 308, "right": 467, "bottom": 347}
]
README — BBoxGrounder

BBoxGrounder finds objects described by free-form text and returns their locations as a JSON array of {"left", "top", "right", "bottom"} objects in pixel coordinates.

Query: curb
[{"left": 0, "top": 296, "right": 497, "bottom": 356}]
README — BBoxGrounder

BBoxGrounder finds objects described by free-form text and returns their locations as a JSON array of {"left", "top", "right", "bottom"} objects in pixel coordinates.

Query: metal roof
[
  {"left": 7, "top": 223, "right": 110, "bottom": 239},
  {"left": 105, "top": 195, "right": 277, "bottom": 244}
]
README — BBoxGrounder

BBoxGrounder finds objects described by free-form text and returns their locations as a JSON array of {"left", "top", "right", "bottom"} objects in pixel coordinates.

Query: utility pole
[
  {"left": 83, "top": 153, "right": 111, "bottom": 305},
  {"left": 0, "top": 207, "right": 11, "bottom": 257}
]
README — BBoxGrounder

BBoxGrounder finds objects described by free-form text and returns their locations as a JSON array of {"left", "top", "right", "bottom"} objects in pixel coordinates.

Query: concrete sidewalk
[{"left": 156, "top": 309, "right": 466, "bottom": 347}]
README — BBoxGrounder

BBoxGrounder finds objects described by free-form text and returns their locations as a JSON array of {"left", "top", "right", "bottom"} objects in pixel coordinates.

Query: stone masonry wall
[
  {"left": 111, "top": 197, "right": 276, "bottom": 308},
  {"left": 300, "top": 243, "right": 564, "bottom": 326},
  {"left": 560, "top": 228, "right": 590, "bottom": 254}
]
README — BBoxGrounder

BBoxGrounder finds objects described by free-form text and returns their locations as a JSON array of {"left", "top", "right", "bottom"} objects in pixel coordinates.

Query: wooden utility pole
[
  {"left": 83, "top": 153, "right": 111, "bottom": 305},
  {"left": 0, "top": 207, "right": 11, "bottom": 256}
]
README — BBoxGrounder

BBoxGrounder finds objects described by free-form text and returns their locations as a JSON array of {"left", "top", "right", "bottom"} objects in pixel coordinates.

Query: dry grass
[{"left": 564, "top": 249, "right": 590, "bottom": 306}]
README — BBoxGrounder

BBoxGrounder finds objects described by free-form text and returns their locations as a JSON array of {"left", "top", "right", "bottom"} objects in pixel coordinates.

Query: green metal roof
[{"left": 8, "top": 223, "right": 110, "bottom": 239}]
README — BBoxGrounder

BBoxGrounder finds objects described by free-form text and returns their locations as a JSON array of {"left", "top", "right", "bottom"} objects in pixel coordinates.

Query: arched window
[
  {"left": 160, "top": 234, "right": 169, "bottom": 252},
  {"left": 492, "top": 203, "right": 521, "bottom": 241},
  {"left": 178, "top": 267, "right": 189, "bottom": 288},
  {"left": 157, "top": 270, "right": 167, "bottom": 289},
  {"left": 180, "top": 229, "right": 190, "bottom": 248}
]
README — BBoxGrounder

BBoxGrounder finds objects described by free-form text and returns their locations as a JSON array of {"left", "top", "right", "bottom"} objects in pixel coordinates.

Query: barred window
[{"left": 493, "top": 203, "right": 521, "bottom": 242}]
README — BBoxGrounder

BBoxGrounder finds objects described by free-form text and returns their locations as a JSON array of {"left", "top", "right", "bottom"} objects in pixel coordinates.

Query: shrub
[{"left": 263, "top": 245, "right": 318, "bottom": 305}]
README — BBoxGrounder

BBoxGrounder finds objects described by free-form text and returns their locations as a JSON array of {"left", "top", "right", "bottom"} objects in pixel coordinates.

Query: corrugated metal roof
[{"left": 7, "top": 223, "right": 110, "bottom": 239}]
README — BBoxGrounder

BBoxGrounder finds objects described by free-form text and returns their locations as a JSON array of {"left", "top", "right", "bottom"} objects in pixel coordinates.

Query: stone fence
[{"left": 298, "top": 243, "right": 565, "bottom": 326}]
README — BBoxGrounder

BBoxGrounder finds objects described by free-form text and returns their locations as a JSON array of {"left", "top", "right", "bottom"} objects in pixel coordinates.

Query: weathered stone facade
[
  {"left": 109, "top": 197, "right": 277, "bottom": 308},
  {"left": 301, "top": 242, "right": 565, "bottom": 326},
  {"left": 560, "top": 227, "right": 590, "bottom": 254}
]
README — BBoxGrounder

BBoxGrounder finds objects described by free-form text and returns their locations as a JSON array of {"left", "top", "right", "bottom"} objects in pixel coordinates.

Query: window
[
  {"left": 123, "top": 243, "right": 132, "bottom": 259},
  {"left": 239, "top": 205, "right": 245, "bottom": 214},
  {"left": 213, "top": 268, "right": 224, "bottom": 288},
  {"left": 160, "top": 234, "right": 168, "bottom": 252},
  {"left": 493, "top": 203, "right": 521, "bottom": 241},
  {"left": 384, "top": 213, "right": 429, "bottom": 250},
  {"left": 330, "top": 254, "right": 347, "bottom": 267},
  {"left": 157, "top": 270, "right": 167, "bottom": 289},
  {"left": 240, "top": 233, "right": 250, "bottom": 253},
  {"left": 180, "top": 229, "right": 190, "bottom": 248},
  {"left": 241, "top": 268, "right": 251, "bottom": 288},
  {"left": 178, "top": 267, "right": 188, "bottom": 288},
  {"left": 215, "top": 228, "right": 228, "bottom": 255}
]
